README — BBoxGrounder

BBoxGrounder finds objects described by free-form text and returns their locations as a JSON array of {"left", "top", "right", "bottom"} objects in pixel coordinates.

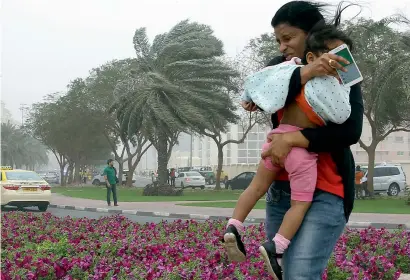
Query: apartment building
[
  {"left": 182, "top": 120, "right": 410, "bottom": 167},
  {"left": 351, "top": 119, "right": 410, "bottom": 164}
]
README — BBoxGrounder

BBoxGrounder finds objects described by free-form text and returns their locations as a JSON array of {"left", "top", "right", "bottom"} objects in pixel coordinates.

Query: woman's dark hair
[
  {"left": 301, "top": 22, "right": 353, "bottom": 64},
  {"left": 271, "top": 1, "right": 327, "bottom": 32},
  {"left": 271, "top": 1, "right": 360, "bottom": 31}
]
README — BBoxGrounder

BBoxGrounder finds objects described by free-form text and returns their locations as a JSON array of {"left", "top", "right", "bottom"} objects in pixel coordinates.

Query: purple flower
[{"left": 1, "top": 212, "right": 409, "bottom": 280}]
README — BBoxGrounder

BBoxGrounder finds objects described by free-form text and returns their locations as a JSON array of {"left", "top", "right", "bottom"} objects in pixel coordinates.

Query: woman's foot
[
  {"left": 222, "top": 225, "right": 246, "bottom": 262},
  {"left": 259, "top": 241, "right": 283, "bottom": 280}
]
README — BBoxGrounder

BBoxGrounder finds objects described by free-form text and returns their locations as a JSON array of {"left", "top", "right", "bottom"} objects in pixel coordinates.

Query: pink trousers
[{"left": 262, "top": 124, "right": 318, "bottom": 202}]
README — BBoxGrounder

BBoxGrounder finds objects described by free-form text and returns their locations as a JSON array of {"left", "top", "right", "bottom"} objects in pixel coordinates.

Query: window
[
  {"left": 238, "top": 143, "right": 246, "bottom": 150},
  {"left": 238, "top": 158, "right": 247, "bottom": 164},
  {"left": 259, "top": 132, "right": 266, "bottom": 140},
  {"left": 248, "top": 133, "right": 258, "bottom": 141},
  {"left": 245, "top": 172, "right": 255, "bottom": 179},
  {"left": 247, "top": 150, "right": 259, "bottom": 158},
  {"left": 247, "top": 158, "right": 259, "bottom": 163},
  {"left": 247, "top": 141, "right": 258, "bottom": 149},
  {"left": 5, "top": 171, "right": 43, "bottom": 181},
  {"left": 238, "top": 150, "right": 247, "bottom": 157},
  {"left": 227, "top": 148, "right": 231, "bottom": 158},
  {"left": 373, "top": 168, "right": 387, "bottom": 177},
  {"left": 237, "top": 173, "right": 247, "bottom": 179},
  {"left": 374, "top": 167, "right": 397, "bottom": 177},
  {"left": 389, "top": 167, "right": 400, "bottom": 176},
  {"left": 395, "top": 136, "right": 404, "bottom": 143},
  {"left": 397, "top": 151, "right": 404, "bottom": 156}
]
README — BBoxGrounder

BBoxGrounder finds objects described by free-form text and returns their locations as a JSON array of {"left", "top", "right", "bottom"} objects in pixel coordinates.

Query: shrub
[{"left": 142, "top": 182, "right": 183, "bottom": 196}]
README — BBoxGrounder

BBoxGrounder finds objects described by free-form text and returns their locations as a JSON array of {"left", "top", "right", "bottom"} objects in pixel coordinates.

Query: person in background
[
  {"left": 103, "top": 159, "right": 118, "bottom": 206},
  {"left": 170, "top": 168, "right": 176, "bottom": 187},
  {"left": 168, "top": 169, "right": 171, "bottom": 185},
  {"left": 355, "top": 165, "right": 364, "bottom": 199}
]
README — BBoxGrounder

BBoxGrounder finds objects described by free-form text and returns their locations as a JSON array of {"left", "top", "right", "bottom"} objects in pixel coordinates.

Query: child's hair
[{"left": 301, "top": 21, "right": 353, "bottom": 64}]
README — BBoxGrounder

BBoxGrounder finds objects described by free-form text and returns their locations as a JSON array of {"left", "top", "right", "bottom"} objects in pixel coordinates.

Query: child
[{"left": 222, "top": 24, "right": 354, "bottom": 280}]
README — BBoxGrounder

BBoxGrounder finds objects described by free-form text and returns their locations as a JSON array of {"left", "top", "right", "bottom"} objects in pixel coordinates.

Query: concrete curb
[{"left": 49, "top": 204, "right": 410, "bottom": 229}]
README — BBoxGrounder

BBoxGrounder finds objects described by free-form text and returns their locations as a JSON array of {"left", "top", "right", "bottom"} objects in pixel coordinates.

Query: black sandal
[
  {"left": 259, "top": 241, "right": 283, "bottom": 280},
  {"left": 221, "top": 225, "right": 247, "bottom": 262}
]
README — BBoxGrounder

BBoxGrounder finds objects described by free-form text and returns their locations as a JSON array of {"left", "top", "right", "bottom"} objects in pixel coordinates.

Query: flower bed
[{"left": 1, "top": 212, "right": 409, "bottom": 280}]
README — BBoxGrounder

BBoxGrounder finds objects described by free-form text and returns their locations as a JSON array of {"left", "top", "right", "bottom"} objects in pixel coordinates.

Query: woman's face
[{"left": 274, "top": 23, "right": 308, "bottom": 61}]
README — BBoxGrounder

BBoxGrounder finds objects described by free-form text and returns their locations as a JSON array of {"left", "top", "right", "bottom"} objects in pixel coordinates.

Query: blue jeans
[{"left": 265, "top": 183, "right": 346, "bottom": 280}]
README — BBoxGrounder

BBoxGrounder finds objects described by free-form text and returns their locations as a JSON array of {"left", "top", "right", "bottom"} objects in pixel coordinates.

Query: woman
[{"left": 244, "top": 1, "right": 363, "bottom": 279}]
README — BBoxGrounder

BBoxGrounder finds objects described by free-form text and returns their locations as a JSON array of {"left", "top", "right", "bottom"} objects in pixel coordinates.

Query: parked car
[
  {"left": 199, "top": 171, "right": 216, "bottom": 185},
  {"left": 361, "top": 164, "right": 407, "bottom": 196},
  {"left": 1, "top": 166, "right": 51, "bottom": 211},
  {"left": 175, "top": 171, "right": 206, "bottom": 189},
  {"left": 92, "top": 169, "right": 137, "bottom": 186},
  {"left": 37, "top": 171, "right": 59, "bottom": 184},
  {"left": 225, "top": 172, "right": 256, "bottom": 190},
  {"left": 122, "top": 170, "right": 137, "bottom": 185}
]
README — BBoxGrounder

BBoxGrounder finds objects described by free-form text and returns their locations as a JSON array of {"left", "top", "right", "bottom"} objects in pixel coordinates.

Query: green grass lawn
[
  {"left": 52, "top": 186, "right": 242, "bottom": 202},
  {"left": 177, "top": 199, "right": 410, "bottom": 214}
]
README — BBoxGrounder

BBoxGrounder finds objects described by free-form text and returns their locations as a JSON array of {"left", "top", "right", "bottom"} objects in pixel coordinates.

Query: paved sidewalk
[{"left": 50, "top": 193, "right": 410, "bottom": 228}]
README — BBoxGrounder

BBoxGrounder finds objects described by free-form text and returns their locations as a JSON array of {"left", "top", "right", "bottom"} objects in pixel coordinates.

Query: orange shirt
[
  {"left": 355, "top": 171, "right": 364, "bottom": 184},
  {"left": 275, "top": 87, "right": 344, "bottom": 198}
]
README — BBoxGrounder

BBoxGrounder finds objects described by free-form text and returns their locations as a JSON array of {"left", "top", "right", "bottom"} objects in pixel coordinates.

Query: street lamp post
[{"left": 19, "top": 103, "right": 27, "bottom": 126}]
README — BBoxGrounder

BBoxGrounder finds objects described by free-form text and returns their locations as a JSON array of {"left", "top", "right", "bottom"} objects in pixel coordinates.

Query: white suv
[{"left": 362, "top": 164, "right": 407, "bottom": 196}]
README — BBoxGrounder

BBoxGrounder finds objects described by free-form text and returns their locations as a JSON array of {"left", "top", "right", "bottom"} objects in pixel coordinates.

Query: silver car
[
  {"left": 175, "top": 171, "right": 206, "bottom": 190},
  {"left": 362, "top": 164, "right": 407, "bottom": 196}
]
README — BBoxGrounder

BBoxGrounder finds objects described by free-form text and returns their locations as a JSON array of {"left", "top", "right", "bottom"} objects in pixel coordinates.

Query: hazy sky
[{"left": 2, "top": 0, "right": 409, "bottom": 121}]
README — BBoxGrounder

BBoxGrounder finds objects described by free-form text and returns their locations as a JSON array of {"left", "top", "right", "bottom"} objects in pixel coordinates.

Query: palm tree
[
  {"left": 1, "top": 122, "right": 48, "bottom": 169},
  {"left": 113, "top": 20, "right": 238, "bottom": 184}
]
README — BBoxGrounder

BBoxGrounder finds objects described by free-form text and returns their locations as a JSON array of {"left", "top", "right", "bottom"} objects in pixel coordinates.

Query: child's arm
[
  {"left": 304, "top": 76, "right": 351, "bottom": 124},
  {"left": 231, "top": 161, "right": 278, "bottom": 222},
  {"left": 242, "top": 64, "right": 301, "bottom": 114}
]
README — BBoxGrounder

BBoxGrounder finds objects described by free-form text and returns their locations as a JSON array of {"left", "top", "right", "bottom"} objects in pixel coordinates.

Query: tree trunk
[
  {"left": 214, "top": 145, "right": 224, "bottom": 190},
  {"left": 60, "top": 165, "right": 66, "bottom": 186},
  {"left": 117, "top": 160, "right": 124, "bottom": 186},
  {"left": 67, "top": 163, "right": 74, "bottom": 185},
  {"left": 366, "top": 144, "right": 377, "bottom": 198},
  {"left": 74, "top": 162, "right": 81, "bottom": 184},
  {"left": 156, "top": 133, "right": 169, "bottom": 185}
]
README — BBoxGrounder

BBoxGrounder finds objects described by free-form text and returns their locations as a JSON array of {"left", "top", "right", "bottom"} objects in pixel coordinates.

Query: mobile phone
[{"left": 329, "top": 44, "right": 363, "bottom": 87}]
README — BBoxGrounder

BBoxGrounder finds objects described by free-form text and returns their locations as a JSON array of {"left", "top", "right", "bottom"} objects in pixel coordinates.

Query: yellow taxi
[{"left": 1, "top": 166, "right": 51, "bottom": 211}]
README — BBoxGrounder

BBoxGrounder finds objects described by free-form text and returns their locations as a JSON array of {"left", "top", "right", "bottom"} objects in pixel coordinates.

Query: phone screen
[{"left": 333, "top": 47, "right": 362, "bottom": 85}]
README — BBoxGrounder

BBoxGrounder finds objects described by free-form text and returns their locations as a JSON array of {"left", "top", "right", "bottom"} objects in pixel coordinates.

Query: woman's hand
[
  {"left": 300, "top": 53, "right": 350, "bottom": 84},
  {"left": 261, "top": 133, "right": 293, "bottom": 168},
  {"left": 241, "top": 101, "right": 258, "bottom": 112}
]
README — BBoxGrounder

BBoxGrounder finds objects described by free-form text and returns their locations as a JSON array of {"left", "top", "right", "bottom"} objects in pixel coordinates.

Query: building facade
[{"left": 174, "top": 120, "right": 410, "bottom": 169}]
